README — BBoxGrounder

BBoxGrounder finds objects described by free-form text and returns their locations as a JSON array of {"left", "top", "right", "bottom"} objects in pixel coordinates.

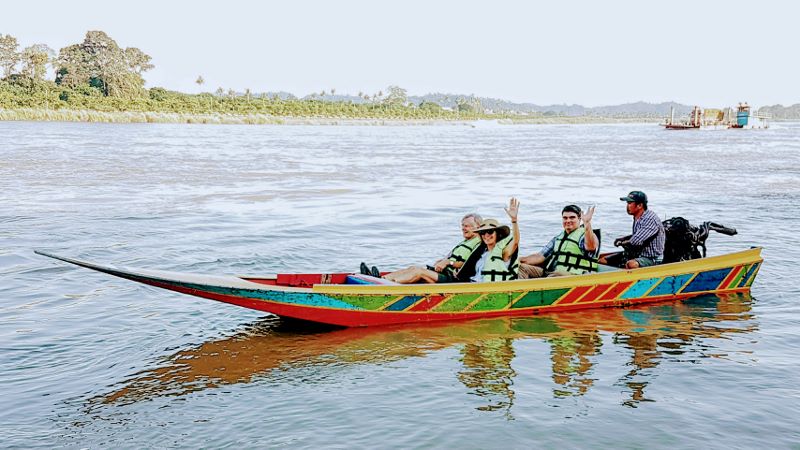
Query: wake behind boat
[{"left": 36, "top": 248, "right": 762, "bottom": 327}]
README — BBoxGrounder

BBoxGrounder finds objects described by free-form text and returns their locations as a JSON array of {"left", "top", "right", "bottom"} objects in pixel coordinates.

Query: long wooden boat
[{"left": 35, "top": 248, "right": 762, "bottom": 327}]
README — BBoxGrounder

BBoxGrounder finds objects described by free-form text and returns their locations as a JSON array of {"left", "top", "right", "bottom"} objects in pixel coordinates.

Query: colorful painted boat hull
[{"left": 36, "top": 248, "right": 762, "bottom": 327}]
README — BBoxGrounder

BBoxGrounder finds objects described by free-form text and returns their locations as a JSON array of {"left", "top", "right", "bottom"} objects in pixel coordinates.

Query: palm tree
[{"left": 196, "top": 76, "right": 209, "bottom": 111}]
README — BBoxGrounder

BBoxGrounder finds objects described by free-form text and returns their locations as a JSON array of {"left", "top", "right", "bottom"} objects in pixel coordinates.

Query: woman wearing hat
[{"left": 457, "top": 198, "right": 521, "bottom": 283}]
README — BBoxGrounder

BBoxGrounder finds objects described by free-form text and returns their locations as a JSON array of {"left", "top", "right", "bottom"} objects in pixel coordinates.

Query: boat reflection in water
[{"left": 94, "top": 293, "right": 756, "bottom": 413}]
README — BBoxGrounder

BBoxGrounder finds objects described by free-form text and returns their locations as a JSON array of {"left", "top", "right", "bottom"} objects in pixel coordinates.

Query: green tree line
[{"left": 0, "top": 31, "right": 499, "bottom": 121}]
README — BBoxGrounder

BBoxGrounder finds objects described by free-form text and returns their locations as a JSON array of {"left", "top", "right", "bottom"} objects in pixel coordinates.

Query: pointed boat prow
[
  {"left": 34, "top": 250, "right": 282, "bottom": 292},
  {"left": 35, "top": 250, "right": 125, "bottom": 274}
]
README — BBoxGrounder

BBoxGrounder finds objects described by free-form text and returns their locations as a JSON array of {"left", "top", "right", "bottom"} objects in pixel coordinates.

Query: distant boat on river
[{"left": 664, "top": 103, "right": 769, "bottom": 130}]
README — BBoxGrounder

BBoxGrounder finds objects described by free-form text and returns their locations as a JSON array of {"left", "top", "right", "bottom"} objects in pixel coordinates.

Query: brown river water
[{"left": 1, "top": 121, "right": 799, "bottom": 447}]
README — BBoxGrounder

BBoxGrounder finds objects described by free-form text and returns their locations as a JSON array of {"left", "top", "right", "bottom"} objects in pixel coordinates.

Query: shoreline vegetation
[{"left": 2, "top": 31, "right": 798, "bottom": 126}]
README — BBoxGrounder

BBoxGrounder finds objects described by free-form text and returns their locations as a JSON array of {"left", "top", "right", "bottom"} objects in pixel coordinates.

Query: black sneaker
[
  {"left": 371, "top": 266, "right": 381, "bottom": 278},
  {"left": 360, "top": 262, "right": 370, "bottom": 275}
]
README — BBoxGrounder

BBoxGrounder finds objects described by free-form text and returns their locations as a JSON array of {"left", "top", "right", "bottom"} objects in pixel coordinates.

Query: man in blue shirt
[
  {"left": 518, "top": 204, "right": 599, "bottom": 277},
  {"left": 609, "top": 191, "right": 665, "bottom": 269}
]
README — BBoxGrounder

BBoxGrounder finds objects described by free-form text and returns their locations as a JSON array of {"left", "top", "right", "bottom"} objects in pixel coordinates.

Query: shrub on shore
[{"left": 0, "top": 79, "right": 494, "bottom": 122}]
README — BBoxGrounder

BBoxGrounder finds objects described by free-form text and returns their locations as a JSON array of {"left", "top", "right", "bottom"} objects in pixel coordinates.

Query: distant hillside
[
  {"left": 407, "top": 94, "right": 692, "bottom": 117},
  {"left": 759, "top": 104, "right": 800, "bottom": 120},
  {"left": 260, "top": 89, "right": 800, "bottom": 120},
  {"left": 587, "top": 101, "right": 693, "bottom": 117},
  {"left": 278, "top": 91, "right": 692, "bottom": 117}
]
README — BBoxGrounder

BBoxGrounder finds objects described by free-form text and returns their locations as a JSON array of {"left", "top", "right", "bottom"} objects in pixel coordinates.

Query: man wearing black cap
[{"left": 607, "top": 190, "right": 665, "bottom": 268}]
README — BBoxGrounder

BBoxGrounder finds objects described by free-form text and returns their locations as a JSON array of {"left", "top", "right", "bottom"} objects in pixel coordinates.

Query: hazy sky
[{"left": 3, "top": 0, "right": 797, "bottom": 106}]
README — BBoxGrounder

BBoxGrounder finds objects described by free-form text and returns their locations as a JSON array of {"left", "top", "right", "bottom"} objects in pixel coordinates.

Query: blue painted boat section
[
  {"left": 620, "top": 278, "right": 661, "bottom": 299},
  {"left": 346, "top": 275, "right": 374, "bottom": 285},
  {"left": 258, "top": 291, "right": 362, "bottom": 310},
  {"left": 682, "top": 268, "right": 731, "bottom": 293},
  {"left": 136, "top": 276, "right": 363, "bottom": 310},
  {"left": 648, "top": 273, "right": 694, "bottom": 297},
  {"left": 385, "top": 296, "right": 423, "bottom": 311}
]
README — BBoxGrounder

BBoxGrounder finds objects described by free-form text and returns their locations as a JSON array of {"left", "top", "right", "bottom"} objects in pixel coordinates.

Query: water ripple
[{"left": 1, "top": 121, "right": 798, "bottom": 447}]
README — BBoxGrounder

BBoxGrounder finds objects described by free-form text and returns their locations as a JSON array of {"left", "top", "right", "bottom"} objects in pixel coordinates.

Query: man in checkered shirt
[{"left": 612, "top": 191, "right": 665, "bottom": 269}]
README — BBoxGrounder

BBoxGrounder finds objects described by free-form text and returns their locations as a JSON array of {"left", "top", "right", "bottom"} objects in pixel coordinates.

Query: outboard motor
[{"left": 662, "top": 217, "right": 737, "bottom": 264}]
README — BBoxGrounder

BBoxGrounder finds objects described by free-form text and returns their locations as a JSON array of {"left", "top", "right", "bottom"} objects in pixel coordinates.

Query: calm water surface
[{"left": 1, "top": 121, "right": 799, "bottom": 448}]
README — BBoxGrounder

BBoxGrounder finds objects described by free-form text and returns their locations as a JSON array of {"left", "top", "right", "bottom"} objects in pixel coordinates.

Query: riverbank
[{"left": 0, "top": 108, "right": 662, "bottom": 125}]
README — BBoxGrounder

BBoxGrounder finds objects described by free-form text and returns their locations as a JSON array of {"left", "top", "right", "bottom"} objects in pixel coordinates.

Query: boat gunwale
[{"left": 311, "top": 247, "right": 763, "bottom": 295}]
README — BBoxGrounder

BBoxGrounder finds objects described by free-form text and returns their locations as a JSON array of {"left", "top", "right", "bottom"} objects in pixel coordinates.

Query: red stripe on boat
[
  {"left": 598, "top": 281, "right": 634, "bottom": 300},
  {"left": 574, "top": 283, "right": 616, "bottom": 304},
  {"left": 557, "top": 285, "right": 593, "bottom": 304},
  {"left": 407, "top": 295, "right": 447, "bottom": 312},
  {"left": 719, "top": 265, "right": 743, "bottom": 290}
]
